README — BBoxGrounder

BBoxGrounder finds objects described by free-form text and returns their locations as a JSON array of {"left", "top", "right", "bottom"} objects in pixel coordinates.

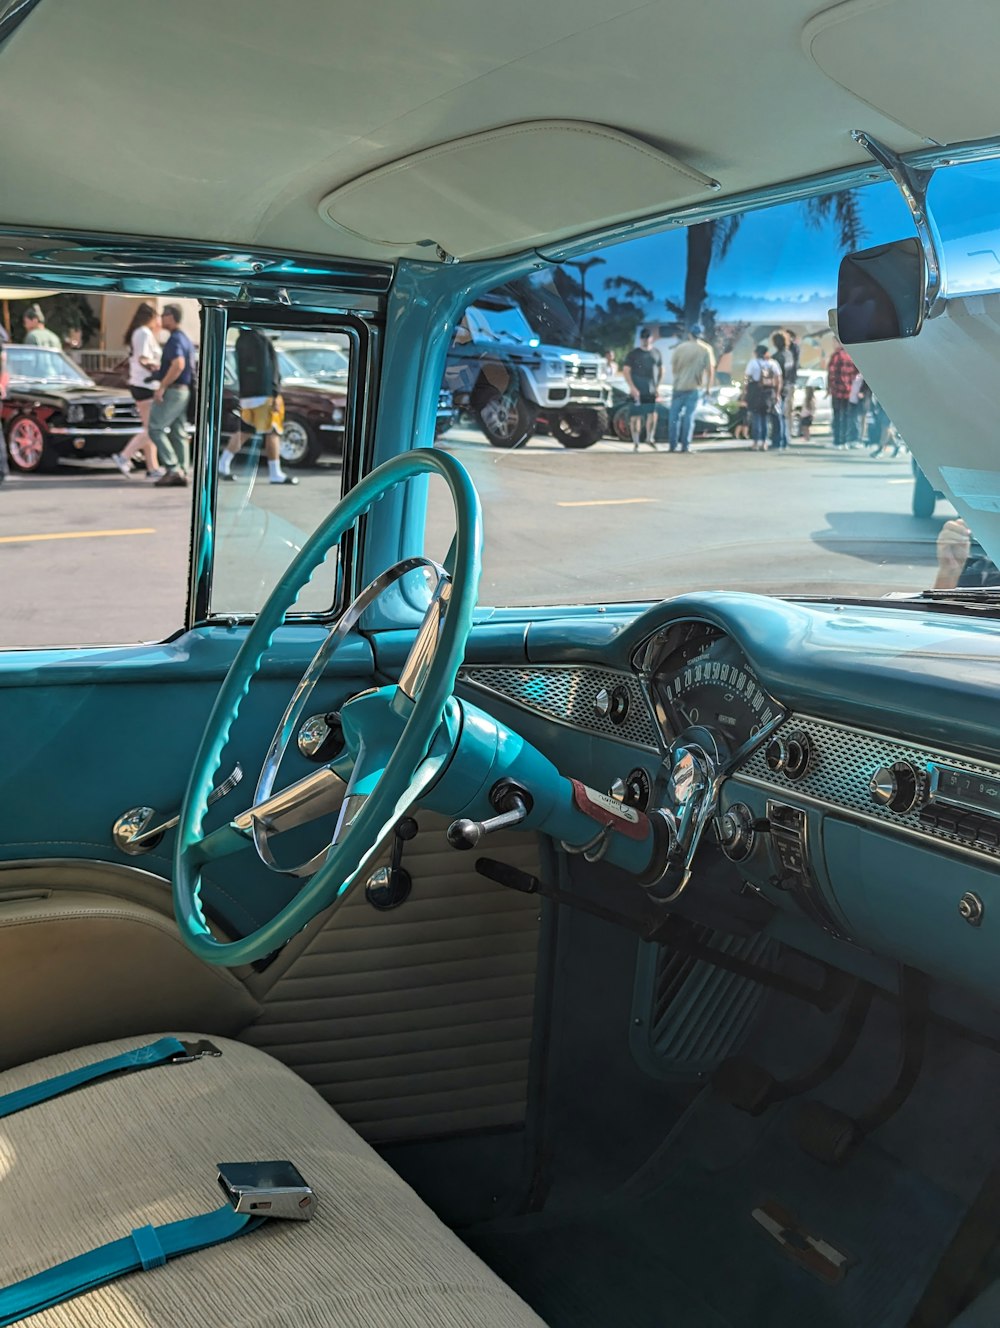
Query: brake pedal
[
  {"left": 793, "top": 1100, "right": 860, "bottom": 1165},
  {"left": 713, "top": 1056, "right": 776, "bottom": 1115}
]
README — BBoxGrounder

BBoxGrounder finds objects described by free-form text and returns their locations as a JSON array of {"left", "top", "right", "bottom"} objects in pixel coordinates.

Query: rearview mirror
[{"left": 836, "top": 236, "right": 925, "bottom": 345}]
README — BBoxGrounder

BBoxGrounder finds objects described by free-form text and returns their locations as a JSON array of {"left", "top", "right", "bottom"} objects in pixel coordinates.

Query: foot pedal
[
  {"left": 713, "top": 1055, "right": 776, "bottom": 1115},
  {"left": 793, "top": 1100, "right": 860, "bottom": 1165}
]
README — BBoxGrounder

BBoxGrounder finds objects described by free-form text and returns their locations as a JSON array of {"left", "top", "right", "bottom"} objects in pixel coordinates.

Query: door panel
[{"left": 244, "top": 813, "right": 543, "bottom": 1144}]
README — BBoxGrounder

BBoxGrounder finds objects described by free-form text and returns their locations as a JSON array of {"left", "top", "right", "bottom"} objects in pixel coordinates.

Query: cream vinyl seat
[{"left": 0, "top": 1034, "right": 546, "bottom": 1327}]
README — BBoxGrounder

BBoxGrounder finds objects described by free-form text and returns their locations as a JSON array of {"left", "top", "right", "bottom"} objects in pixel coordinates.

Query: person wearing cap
[
  {"left": 621, "top": 328, "right": 662, "bottom": 451},
  {"left": 147, "top": 303, "right": 196, "bottom": 487},
  {"left": 669, "top": 323, "right": 715, "bottom": 453},
  {"left": 21, "top": 304, "right": 61, "bottom": 349}
]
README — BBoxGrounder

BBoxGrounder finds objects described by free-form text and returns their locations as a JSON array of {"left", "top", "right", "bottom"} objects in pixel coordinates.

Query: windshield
[
  {"left": 6, "top": 346, "right": 93, "bottom": 385},
  {"left": 278, "top": 345, "right": 349, "bottom": 380},
  {"left": 474, "top": 302, "right": 540, "bottom": 345},
  {"left": 427, "top": 163, "right": 1000, "bottom": 608}
]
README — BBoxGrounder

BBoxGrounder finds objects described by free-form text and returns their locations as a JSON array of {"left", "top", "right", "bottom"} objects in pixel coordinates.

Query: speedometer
[{"left": 648, "top": 622, "right": 784, "bottom": 758}]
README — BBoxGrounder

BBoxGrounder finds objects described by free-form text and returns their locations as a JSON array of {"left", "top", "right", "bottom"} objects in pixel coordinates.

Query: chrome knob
[
  {"left": 717, "top": 802, "right": 756, "bottom": 862},
  {"left": 869, "top": 761, "right": 918, "bottom": 813},
  {"left": 765, "top": 738, "right": 788, "bottom": 773},
  {"left": 594, "top": 687, "right": 611, "bottom": 719}
]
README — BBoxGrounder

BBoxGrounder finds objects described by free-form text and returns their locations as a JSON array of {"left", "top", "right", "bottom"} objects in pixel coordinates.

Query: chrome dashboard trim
[
  {"left": 738, "top": 712, "right": 1000, "bottom": 862},
  {"left": 459, "top": 665, "right": 660, "bottom": 750}
]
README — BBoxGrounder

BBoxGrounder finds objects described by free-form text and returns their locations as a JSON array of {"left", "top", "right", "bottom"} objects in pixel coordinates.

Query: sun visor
[
  {"left": 804, "top": 0, "right": 1000, "bottom": 144},
  {"left": 318, "top": 121, "right": 717, "bottom": 260},
  {"left": 849, "top": 295, "right": 1000, "bottom": 571}
]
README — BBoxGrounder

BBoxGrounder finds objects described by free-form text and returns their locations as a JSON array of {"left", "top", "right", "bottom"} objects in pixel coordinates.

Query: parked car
[
  {"left": 444, "top": 294, "right": 612, "bottom": 448},
  {"left": 791, "top": 369, "right": 833, "bottom": 436},
  {"left": 1, "top": 344, "right": 141, "bottom": 472},
  {"left": 609, "top": 380, "right": 731, "bottom": 442},
  {"left": 272, "top": 338, "right": 349, "bottom": 387},
  {"left": 912, "top": 459, "right": 942, "bottom": 518}
]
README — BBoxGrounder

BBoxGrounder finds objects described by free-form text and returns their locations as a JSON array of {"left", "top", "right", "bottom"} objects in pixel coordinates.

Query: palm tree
[{"left": 677, "top": 190, "right": 866, "bottom": 329}]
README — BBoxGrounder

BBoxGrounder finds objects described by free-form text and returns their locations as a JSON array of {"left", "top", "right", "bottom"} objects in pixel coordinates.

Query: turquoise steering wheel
[{"left": 173, "top": 449, "right": 482, "bottom": 967}]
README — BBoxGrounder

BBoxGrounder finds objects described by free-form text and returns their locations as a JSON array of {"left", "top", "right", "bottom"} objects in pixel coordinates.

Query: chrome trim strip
[
  {"left": 0, "top": 0, "right": 42, "bottom": 48},
  {"left": 47, "top": 425, "right": 141, "bottom": 437},
  {"left": 188, "top": 303, "right": 226, "bottom": 627}
]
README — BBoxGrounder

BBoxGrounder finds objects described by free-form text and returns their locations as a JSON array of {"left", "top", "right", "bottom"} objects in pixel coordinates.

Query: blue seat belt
[
  {"left": 0, "top": 1162, "right": 315, "bottom": 1326},
  {"left": 0, "top": 1205, "right": 262, "bottom": 1327},
  {"left": 0, "top": 1037, "right": 220, "bottom": 1120}
]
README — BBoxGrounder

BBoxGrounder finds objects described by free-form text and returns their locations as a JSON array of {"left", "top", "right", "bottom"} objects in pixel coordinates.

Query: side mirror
[{"left": 836, "top": 236, "right": 925, "bottom": 345}]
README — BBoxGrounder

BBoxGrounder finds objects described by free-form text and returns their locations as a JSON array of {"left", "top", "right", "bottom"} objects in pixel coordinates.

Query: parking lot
[{"left": 0, "top": 425, "right": 950, "bottom": 649}]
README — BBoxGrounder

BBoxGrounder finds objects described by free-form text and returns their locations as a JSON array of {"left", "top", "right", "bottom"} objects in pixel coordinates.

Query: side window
[
  {"left": 209, "top": 323, "right": 354, "bottom": 616},
  {"left": 0, "top": 291, "right": 200, "bottom": 648}
]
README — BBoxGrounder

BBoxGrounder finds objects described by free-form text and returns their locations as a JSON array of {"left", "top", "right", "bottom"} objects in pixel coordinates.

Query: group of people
[
  {"left": 737, "top": 330, "right": 800, "bottom": 452},
  {"left": 111, "top": 308, "right": 296, "bottom": 487},
  {"left": 621, "top": 324, "right": 716, "bottom": 452},
  {"left": 0, "top": 300, "right": 297, "bottom": 490}
]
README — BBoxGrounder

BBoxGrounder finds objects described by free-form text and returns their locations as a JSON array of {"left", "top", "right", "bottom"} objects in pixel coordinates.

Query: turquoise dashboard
[{"left": 440, "top": 592, "right": 1000, "bottom": 1019}]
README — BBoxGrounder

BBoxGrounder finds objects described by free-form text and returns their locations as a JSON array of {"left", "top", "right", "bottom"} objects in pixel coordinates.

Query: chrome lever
[{"left": 113, "top": 765, "right": 244, "bottom": 856}]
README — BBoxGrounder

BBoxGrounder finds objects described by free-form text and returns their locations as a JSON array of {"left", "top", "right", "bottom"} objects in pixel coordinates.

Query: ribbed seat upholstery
[{"left": 0, "top": 1034, "right": 546, "bottom": 1327}]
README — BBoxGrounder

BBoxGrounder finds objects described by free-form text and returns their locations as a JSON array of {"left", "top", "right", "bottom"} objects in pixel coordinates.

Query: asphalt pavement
[{"left": 0, "top": 428, "right": 954, "bottom": 649}]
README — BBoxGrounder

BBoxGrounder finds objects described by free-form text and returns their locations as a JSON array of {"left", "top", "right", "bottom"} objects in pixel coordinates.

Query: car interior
[{"left": 4, "top": 1, "right": 1000, "bottom": 1326}]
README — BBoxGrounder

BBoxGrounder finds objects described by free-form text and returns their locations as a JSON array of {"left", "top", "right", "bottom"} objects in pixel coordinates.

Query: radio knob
[
  {"left": 765, "top": 738, "right": 788, "bottom": 773},
  {"left": 869, "top": 761, "right": 918, "bottom": 813}
]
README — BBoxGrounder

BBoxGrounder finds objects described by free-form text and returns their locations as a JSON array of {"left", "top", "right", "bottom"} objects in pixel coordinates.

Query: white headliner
[{"left": 0, "top": 0, "right": 986, "bottom": 262}]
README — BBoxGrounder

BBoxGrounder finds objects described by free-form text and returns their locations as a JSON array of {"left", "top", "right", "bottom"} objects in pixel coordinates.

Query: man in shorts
[
  {"left": 219, "top": 327, "right": 297, "bottom": 485},
  {"left": 622, "top": 328, "right": 662, "bottom": 451}
]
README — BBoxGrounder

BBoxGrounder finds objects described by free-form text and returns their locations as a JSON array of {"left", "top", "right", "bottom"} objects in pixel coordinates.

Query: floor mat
[{"left": 466, "top": 1091, "right": 967, "bottom": 1328}]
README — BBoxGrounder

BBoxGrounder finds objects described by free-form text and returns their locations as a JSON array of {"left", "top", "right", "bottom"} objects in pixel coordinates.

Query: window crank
[{"left": 447, "top": 780, "right": 533, "bottom": 850}]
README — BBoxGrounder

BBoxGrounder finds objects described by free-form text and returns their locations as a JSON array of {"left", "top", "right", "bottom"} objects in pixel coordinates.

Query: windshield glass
[
  {"left": 7, "top": 347, "right": 92, "bottom": 385},
  {"left": 278, "top": 344, "right": 349, "bottom": 380},
  {"left": 426, "top": 171, "right": 1000, "bottom": 606},
  {"left": 474, "top": 302, "right": 540, "bottom": 345}
]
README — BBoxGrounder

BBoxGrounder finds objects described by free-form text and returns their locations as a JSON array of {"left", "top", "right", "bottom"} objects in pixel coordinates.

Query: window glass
[
  {"left": 426, "top": 180, "right": 974, "bottom": 607},
  {"left": 0, "top": 290, "right": 199, "bottom": 647},
  {"left": 209, "top": 324, "right": 353, "bottom": 616},
  {"left": 927, "top": 156, "right": 1000, "bottom": 296}
]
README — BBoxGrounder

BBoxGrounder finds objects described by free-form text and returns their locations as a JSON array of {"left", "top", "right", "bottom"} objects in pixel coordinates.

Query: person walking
[
  {"left": 770, "top": 330, "right": 797, "bottom": 449},
  {"left": 21, "top": 304, "right": 61, "bottom": 349},
  {"left": 621, "top": 329, "right": 662, "bottom": 451},
  {"left": 668, "top": 323, "right": 715, "bottom": 452},
  {"left": 111, "top": 302, "right": 164, "bottom": 479},
  {"left": 744, "top": 343, "right": 783, "bottom": 451},
  {"left": 147, "top": 304, "right": 196, "bottom": 487},
  {"left": 827, "top": 338, "right": 858, "bottom": 448},
  {"left": 219, "top": 328, "right": 297, "bottom": 485}
]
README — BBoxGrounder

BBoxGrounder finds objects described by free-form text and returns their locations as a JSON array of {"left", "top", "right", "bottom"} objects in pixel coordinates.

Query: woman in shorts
[{"left": 112, "top": 302, "right": 164, "bottom": 478}]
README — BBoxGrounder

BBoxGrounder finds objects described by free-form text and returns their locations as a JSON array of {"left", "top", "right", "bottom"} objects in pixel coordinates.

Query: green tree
[{"left": 674, "top": 190, "right": 867, "bottom": 329}]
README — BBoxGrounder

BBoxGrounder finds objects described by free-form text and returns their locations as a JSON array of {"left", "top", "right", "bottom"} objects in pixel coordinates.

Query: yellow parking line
[
  {"left": 0, "top": 527, "right": 156, "bottom": 545},
  {"left": 557, "top": 498, "right": 655, "bottom": 508}
]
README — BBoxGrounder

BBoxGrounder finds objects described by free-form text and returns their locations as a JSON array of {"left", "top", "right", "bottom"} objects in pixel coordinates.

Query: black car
[{"left": 1, "top": 345, "right": 141, "bottom": 472}]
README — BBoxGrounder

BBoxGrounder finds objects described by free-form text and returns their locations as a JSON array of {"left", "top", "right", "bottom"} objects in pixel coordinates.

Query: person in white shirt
[{"left": 111, "top": 303, "right": 164, "bottom": 478}]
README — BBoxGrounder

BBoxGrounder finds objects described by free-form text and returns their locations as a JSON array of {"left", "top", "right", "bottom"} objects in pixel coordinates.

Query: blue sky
[{"left": 575, "top": 163, "right": 1000, "bottom": 321}]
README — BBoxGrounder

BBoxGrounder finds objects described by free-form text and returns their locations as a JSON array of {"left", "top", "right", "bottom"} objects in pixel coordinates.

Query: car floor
[{"left": 455, "top": 911, "right": 1000, "bottom": 1328}]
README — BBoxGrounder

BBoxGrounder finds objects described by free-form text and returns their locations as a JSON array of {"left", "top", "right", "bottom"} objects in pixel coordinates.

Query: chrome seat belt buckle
[
  {"left": 171, "top": 1039, "right": 223, "bottom": 1064},
  {"left": 217, "top": 1160, "right": 316, "bottom": 1221}
]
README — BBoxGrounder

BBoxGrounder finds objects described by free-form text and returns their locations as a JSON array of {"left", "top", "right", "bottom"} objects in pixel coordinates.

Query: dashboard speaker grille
[{"left": 460, "top": 665, "right": 659, "bottom": 749}]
